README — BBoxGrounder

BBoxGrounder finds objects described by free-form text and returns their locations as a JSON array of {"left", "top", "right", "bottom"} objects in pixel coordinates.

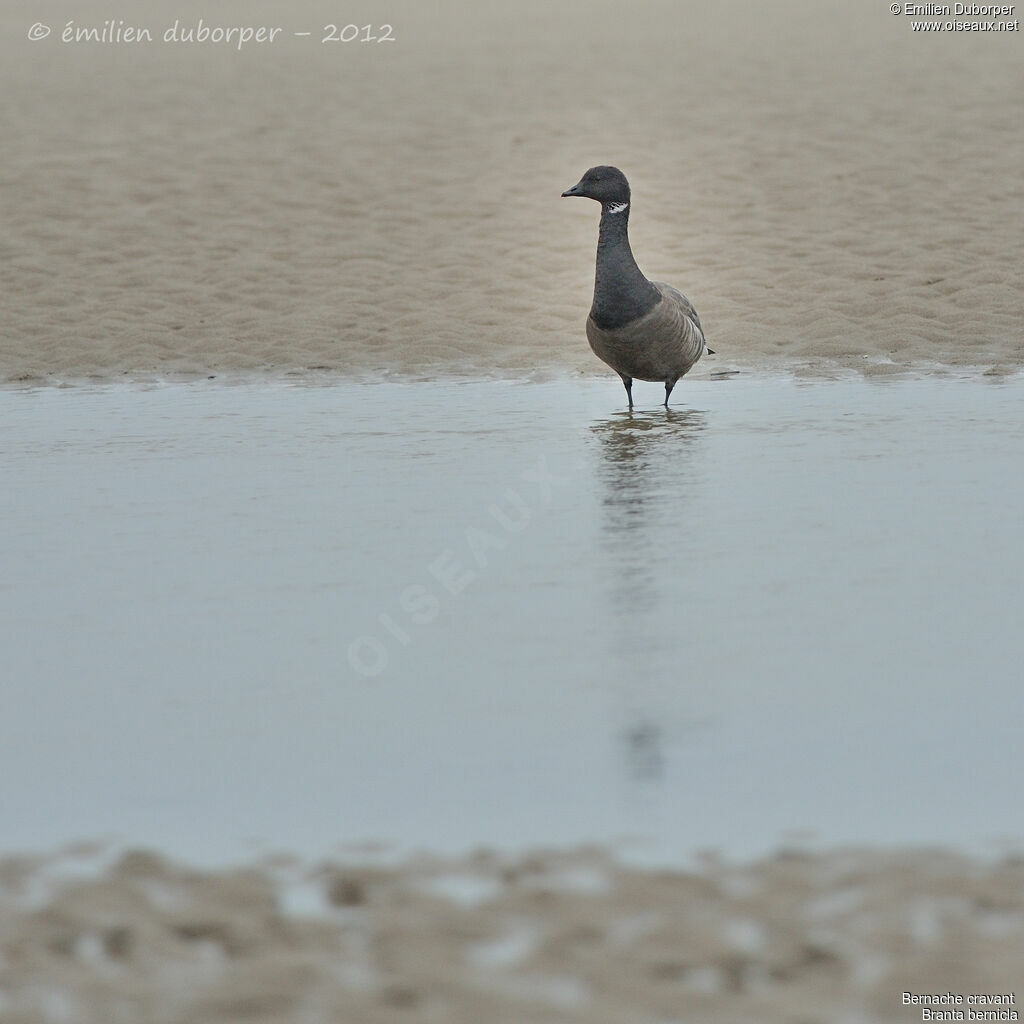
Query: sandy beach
[{"left": 2, "top": 0, "right": 1022, "bottom": 383}]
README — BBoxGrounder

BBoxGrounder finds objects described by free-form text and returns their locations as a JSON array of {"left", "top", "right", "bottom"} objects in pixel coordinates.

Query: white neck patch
[{"left": 606, "top": 202, "right": 629, "bottom": 214}]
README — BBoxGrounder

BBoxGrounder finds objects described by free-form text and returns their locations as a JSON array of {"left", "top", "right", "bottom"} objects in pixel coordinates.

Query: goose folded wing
[{"left": 654, "top": 282, "right": 702, "bottom": 334}]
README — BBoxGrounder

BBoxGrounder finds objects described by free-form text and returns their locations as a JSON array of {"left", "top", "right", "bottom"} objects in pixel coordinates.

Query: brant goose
[{"left": 562, "top": 166, "right": 711, "bottom": 409}]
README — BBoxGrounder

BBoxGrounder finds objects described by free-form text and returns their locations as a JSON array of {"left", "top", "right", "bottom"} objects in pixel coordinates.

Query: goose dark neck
[{"left": 590, "top": 203, "right": 661, "bottom": 330}]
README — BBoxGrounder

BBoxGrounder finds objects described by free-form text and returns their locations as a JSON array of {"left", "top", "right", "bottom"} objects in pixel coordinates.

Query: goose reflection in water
[
  {"left": 589, "top": 407, "right": 709, "bottom": 785},
  {"left": 592, "top": 407, "right": 707, "bottom": 609}
]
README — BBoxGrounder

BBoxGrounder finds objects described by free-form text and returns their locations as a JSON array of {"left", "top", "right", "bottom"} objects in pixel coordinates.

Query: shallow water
[{"left": 2, "top": 374, "right": 1023, "bottom": 863}]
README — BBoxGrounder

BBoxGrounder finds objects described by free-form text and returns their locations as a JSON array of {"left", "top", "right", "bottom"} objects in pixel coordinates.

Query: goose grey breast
[{"left": 586, "top": 281, "right": 706, "bottom": 384}]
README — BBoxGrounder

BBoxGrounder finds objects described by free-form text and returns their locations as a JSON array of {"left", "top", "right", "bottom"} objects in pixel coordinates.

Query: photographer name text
[{"left": 28, "top": 19, "right": 395, "bottom": 49}]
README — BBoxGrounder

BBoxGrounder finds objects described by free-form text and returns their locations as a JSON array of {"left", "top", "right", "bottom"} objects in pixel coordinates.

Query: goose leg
[
  {"left": 620, "top": 374, "right": 633, "bottom": 410},
  {"left": 664, "top": 377, "right": 679, "bottom": 408}
]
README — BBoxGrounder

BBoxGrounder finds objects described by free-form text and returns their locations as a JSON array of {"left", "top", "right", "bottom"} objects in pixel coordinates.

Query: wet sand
[{"left": 2, "top": 0, "right": 1023, "bottom": 383}]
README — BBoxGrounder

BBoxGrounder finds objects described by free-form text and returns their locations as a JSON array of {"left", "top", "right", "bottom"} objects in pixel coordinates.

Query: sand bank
[
  {"left": 2, "top": 844, "right": 1022, "bottom": 1023},
  {"left": 2, "top": 0, "right": 1022, "bottom": 383}
]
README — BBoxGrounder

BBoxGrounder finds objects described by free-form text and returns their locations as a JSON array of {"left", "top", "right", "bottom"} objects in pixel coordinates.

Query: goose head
[{"left": 561, "top": 166, "right": 631, "bottom": 210}]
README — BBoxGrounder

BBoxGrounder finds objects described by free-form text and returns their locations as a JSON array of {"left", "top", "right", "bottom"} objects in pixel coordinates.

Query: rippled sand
[
  {"left": 2, "top": 0, "right": 1023, "bottom": 383},
  {"left": 2, "top": 845, "right": 1022, "bottom": 1024}
]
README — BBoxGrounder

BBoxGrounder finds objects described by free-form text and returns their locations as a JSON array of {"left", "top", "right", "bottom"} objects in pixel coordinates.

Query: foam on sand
[{"left": 2, "top": 844, "right": 1022, "bottom": 1022}]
